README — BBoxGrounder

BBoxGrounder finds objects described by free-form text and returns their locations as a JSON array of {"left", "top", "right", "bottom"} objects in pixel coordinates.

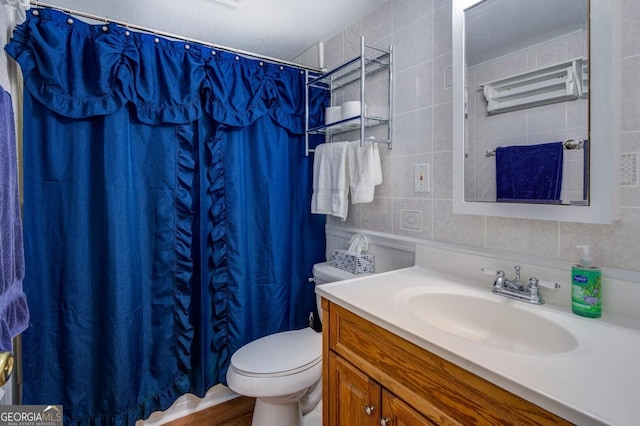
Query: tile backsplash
[{"left": 297, "top": 0, "right": 640, "bottom": 274}]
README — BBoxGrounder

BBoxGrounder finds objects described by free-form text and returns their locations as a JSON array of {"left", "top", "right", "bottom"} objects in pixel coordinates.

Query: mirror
[
  {"left": 464, "top": 0, "right": 588, "bottom": 205},
  {"left": 453, "top": 0, "right": 622, "bottom": 223}
]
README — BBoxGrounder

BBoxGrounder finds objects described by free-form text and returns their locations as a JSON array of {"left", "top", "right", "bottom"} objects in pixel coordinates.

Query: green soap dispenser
[{"left": 571, "top": 245, "right": 602, "bottom": 318}]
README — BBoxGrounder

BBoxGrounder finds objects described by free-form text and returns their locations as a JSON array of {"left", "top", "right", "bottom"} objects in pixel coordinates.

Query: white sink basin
[{"left": 406, "top": 292, "right": 578, "bottom": 354}]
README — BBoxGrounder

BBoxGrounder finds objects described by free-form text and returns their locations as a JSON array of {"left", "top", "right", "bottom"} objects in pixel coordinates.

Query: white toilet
[{"left": 226, "top": 262, "right": 358, "bottom": 426}]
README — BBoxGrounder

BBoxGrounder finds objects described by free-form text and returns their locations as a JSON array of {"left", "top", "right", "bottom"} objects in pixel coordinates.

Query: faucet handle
[
  {"left": 529, "top": 277, "right": 560, "bottom": 290},
  {"left": 523, "top": 277, "right": 560, "bottom": 304},
  {"left": 481, "top": 268, "right": 501, "bottom": 276},
  {"left": 482, "top": 268, "right": 506, "bottom": 288}
]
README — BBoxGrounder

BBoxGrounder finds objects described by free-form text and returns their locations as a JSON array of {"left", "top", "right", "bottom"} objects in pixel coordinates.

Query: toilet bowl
[{"left": 226, "top": 262, "right": 359, "bottom": 426}]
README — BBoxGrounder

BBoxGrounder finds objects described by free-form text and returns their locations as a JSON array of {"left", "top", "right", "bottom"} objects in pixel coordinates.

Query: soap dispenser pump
[{"left": 571, "top": 245, "right": 602, "bottom": 318}]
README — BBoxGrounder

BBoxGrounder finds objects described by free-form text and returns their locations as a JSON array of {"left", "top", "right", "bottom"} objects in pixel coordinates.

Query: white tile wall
[{"left": 297, "top": 0, "right": 640, "bottom": 274}]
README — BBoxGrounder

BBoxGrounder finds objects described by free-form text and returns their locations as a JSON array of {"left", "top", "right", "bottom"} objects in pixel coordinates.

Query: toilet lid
[{"left": 231, "top": 328, "right": 322, "bottom": 376}]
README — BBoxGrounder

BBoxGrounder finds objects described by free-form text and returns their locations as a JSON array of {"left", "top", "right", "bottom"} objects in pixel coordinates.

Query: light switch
[{"left": 415, "top": 163, "right": 430, "bottom": 192}]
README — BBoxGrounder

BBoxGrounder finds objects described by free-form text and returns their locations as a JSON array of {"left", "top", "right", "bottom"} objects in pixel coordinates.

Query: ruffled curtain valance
[{"left": 6, "top": 7, "right": 325, "bottom": 131}]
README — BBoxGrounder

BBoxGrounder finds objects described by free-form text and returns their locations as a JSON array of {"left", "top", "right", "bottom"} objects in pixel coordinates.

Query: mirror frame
[{"left": 452, "top": 0, "right": 621, "bottom": 224}]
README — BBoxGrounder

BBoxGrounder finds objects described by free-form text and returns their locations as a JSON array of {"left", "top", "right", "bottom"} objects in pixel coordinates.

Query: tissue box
[{"left": 331, "top": 250, "right": 375, "bottom": 275}]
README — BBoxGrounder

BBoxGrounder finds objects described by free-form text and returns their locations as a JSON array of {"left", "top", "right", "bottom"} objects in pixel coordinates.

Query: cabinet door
[
  {"left": 328, "top": 352, "right": 380, "bottom": 426},
  {"left": 381, "top": 390, "right": 439, "bottom": 426}
]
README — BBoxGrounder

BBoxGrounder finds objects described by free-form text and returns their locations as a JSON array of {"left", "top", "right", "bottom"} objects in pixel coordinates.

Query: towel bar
[
  {"left": 484, "top": 139, "right": 583, "bottom": 157},
  {"left": 308, "top": 136, "right": 390, "bottom": 154}
]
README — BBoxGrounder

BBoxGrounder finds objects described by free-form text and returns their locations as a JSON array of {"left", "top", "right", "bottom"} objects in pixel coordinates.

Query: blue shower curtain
[
  {"left": 6, "top": 7, "right": 327, "bottom": 425},
  {"left": 205, "top": 119, "right": 326, "bottom": 384}
]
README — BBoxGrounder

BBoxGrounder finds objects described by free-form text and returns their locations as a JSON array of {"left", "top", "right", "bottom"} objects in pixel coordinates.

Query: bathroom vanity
[
  {"left": 322, "top": 299, "right": 569, "bottom": 425},
  {"left": 317, "top": 245, "right": 640, "bottom": 425}
]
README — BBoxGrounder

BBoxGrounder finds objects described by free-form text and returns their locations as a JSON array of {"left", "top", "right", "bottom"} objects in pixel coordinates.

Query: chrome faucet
[
  {"left": 503, "top": 265, "right": 524, "bottom": 291},
  {"left": 481, "top": 266, "right": 560, "bottom": 305}
]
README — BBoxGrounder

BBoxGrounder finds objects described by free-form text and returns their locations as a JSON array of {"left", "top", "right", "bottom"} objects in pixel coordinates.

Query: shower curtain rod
[{"left": 28, "top": 1, "right": 325, "bottom": 73}]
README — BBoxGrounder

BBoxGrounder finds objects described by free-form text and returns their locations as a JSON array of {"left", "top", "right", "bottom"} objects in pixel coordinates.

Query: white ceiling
[{"left": 33, "top": 0, "right": 387, "bottom": 62}]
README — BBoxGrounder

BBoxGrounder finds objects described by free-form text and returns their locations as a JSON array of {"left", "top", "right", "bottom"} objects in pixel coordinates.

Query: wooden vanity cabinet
[
  {"left": 321, "top": 298, "right": 572, "bottom": 426},
  {"left": 329, "top": 352, "right": 381, "bottom": 425},
  {"left": 328, "top": 352, "right": 434, "bottom": 425}
]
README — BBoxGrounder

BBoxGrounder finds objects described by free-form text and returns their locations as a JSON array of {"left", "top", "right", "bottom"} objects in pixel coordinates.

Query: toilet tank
[
  {"left": 312, "top": 262, "right": 363, "bottom": 324},
  {"left": 312, "top": 262, "right": 359, "bottom": 284}
]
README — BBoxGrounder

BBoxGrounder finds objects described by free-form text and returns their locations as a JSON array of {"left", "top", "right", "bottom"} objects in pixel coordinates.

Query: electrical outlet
[{"left": 414, "top": 163, "right": 430, "bottom": 192}]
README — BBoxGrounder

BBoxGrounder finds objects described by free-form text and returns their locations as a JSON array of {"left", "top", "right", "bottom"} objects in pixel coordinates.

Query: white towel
[
  {"left": 348, "top": 141, "right": 383, "bottom": 204},
  {"left": 311, "top": 142, "right": 350, "bottom": 220}
]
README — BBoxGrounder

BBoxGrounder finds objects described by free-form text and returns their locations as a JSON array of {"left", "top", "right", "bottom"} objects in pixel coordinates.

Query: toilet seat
[
  {"left": 230, "top": 328, "right": 321, "bottom": 378},
  {"left": 225, "top": 262, "right": 361, "bottom": 425}
]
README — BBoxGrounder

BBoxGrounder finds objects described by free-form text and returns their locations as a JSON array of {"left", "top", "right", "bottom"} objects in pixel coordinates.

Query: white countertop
[{"left": 317, "top": 265, "right": 640, "bottom": 426}]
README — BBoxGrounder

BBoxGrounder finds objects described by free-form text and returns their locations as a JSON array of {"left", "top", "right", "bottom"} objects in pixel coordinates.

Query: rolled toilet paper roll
[
  {"left": 325, "top": 106, "right": 342, "bottom": 124},
  {"left": 341, "top": 101, "right": 365, "bottom": 119},
  {"left": 341, "top": 101, "right": 367, "bottom": 128}
]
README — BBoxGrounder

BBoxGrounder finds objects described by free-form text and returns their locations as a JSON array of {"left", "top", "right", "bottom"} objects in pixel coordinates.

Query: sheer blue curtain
[{"left": 6, "top": 8, "right": 327, "bottom": 425}]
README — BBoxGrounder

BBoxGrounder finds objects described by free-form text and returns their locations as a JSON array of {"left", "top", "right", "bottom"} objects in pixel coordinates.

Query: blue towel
[
  {"left": 496, "top": 142, "right": 563, "bottom": 203},
  {"left": 0, "top": 87, "right": 29, "bottom": 352}
]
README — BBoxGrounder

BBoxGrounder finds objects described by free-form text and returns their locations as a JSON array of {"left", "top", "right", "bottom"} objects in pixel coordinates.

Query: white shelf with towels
[{"left": 481, "top": 58, "right": 587, "bottom": 114}]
